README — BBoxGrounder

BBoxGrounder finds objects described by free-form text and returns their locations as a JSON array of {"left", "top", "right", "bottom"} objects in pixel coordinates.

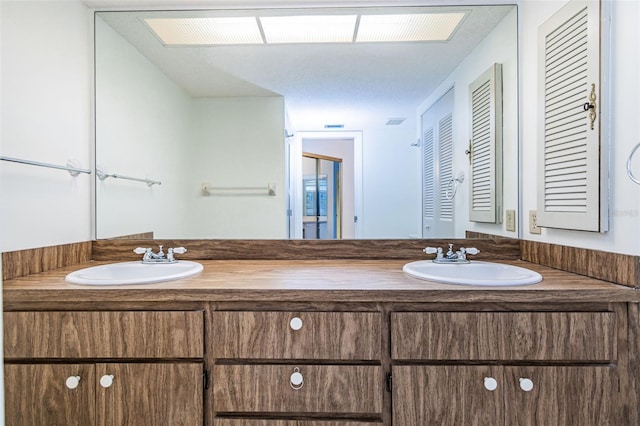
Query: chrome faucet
[
  {"left": 423, "top": 243, "right": 479, "bottom": 264},
  {"left": 133, "top": 245, "right": 187, "bottom": 264}
]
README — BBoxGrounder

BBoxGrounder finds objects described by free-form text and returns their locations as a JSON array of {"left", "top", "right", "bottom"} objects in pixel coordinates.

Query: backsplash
[
  {"left": 91, "top": 238, "right": 521, "bottom": 262},
  {"left": 2, "top": 242, "right": 91, "bottom": 281},
  {"left": 521, "top": 240, "right": 640, "bottom": 289}
]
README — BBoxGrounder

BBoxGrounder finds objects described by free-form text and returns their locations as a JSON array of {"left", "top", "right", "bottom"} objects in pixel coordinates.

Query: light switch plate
[{"left": 505, "top": 209, "right": 516, "bottom": 232}]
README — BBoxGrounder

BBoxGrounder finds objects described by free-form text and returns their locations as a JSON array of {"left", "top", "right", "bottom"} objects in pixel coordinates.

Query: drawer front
[
  {"left": 4, "top": 311, "right": 204, "bottom": 359},
  {"left": 500, "top": 312, "right": 615, "bottom": 361},
  {"left": 212, "top": 311, "right": 381, "bottom": 360},
  {"left": 392, "top": 311, "right": 615, "bottom": 361},
  {"left": 391, "top": 312, "right": 501, "bottom": 360},
  {"left": 214, "top": 421, "right": 381, "bottom": 426},
  {"left": 213, "top": 364, "right": 383, "bottom": 415}
]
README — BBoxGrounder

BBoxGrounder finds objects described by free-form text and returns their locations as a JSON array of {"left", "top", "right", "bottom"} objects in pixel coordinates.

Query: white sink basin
[
  {"left": 403, "top": 260, "right": 542, "bottom": 286},
  {"left": 65, "top": 261, "right": 203, "bottom": 285}
]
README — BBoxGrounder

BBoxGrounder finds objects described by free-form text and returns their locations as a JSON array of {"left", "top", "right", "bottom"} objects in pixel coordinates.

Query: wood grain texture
[
  {"left": 392, "top": 365, "right": 502, "bottom": 425},
  {"left": 2, "top": 241, "right": 91, "bottom": 280},
  {"left": 97, "top": 362, "right": 203, "bottom": 426},
  {"left": 392, "top": 312, "right": 615, "bottom": 362},
  {"left": 3, "top": 260, "right": 637, "bottom": 306},
  {"left": 500, "top": 312, "right": 615, "bottom": 361},
  {"left": 521, "top": 240, "right": 640, "bottom": 288},
  {"left": 391, "top": 312, "right": 501, "bottom": 360},
  {"left": 214, "top": 421, "right": 380, "bottom": 425},
  {"left": 213, "top": 364, "right": 383, "bottom": 415},
  {"left": 212, "top": 311, "right": 381, "bottom": 360},
  {"left": 504, "top": 366, "right": 615, "bottom": 425},
  {"left": 4, "top": 310, "right": 203, "bottom": 359},
  {"left": 92, "top": 238, "right": 521, "bottom": 261},
  {"left": 4, "top": 363, "right": 96, "bottom": 426}
]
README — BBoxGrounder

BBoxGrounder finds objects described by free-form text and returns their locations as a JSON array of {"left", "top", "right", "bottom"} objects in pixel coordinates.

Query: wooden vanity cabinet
[
  {"left": 211, "top": 310, "right": 384, "bottom": 424},
  {"left": 3, "top": 310, "right": 205, "bottom": 426},
  {"left": 390, "top": 309, "right": 622, "bottom": 426}
]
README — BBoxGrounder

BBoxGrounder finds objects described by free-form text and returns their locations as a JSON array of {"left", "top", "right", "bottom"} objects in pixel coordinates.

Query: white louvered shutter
[
  {"left": 422, "top": 88, "right": 454, "bottom": 238},
  {"left": 537, "top": 0, "right": 606, "bottom": 231},
  {"left": 469, "top": 63, "right": 503, "bottom": 223},
  {"left": 423, "top": 128, "right": 435, "bottom": 221},
  {"left": 439, "top": 113, "right": 454, "bottom": 222}
]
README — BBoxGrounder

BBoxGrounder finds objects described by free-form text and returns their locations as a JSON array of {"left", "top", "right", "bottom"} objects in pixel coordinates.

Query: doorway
[
  {"left": 290, "top": 131, "right": 362, "bottom": 239},
  {"left": 302, "top": 154, "right": 342, "bottom": 239}
]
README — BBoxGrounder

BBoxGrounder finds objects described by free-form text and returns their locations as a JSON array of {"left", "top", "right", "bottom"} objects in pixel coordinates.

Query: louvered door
[
  {"left": 537, "top": 0, "right": 607, "bottom": 231},
  {"left": 469, "top": 63, "right": 503, "bottom": 223},
  {"left": 421, "top": 88, "right": 454, "bottom": 237}
]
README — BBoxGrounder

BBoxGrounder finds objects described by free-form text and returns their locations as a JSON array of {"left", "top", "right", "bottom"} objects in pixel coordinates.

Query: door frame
[{"left": 290, "top": 131, "right": 363, "bottom": 239}]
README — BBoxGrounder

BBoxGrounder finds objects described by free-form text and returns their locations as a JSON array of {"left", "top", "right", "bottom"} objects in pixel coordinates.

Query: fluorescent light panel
[
  {"left": 260, "top": 15, "right": 357, "bottom": 44},
  {"left": 356, "top": 13, "right": 466, "bottom": 42},
  {"left": 145, "top": 12, "right": 466, "bottom": 46},
  {"left": 144, "top": 17, "right": 263, "bottom": 45}
]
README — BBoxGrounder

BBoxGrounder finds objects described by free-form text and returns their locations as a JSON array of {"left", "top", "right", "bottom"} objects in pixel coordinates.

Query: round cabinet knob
[
  {"left": 289, "top": 317, "right": 303, "bottom": 331},
  {"left": 100, "top": 374, "right": 114, "bottom": 388},
  {"left": 65, "top": 376, "right": 81, "bottom": 390},
  {"left": 484, "top": 377, "right": 498, "bottom": 391},
  {"left": 519, "top": 378, "right": 534, "bottom": 392},
  {"left": 290, "top": 368, "right": 304, "bottom": 390}
]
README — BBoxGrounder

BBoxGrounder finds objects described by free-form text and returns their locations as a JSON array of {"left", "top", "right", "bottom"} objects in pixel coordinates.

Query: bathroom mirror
[{"left": 95, "top": 4, "right": 518, "bottom": 240}]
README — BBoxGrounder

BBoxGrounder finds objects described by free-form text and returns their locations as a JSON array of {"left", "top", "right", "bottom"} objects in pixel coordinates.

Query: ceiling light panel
[
  {"left": 260, "top": 15, "right": 357, "bottom": 44},
  {"left": 356, "top": 12, "right": 466, "bottom": 42},
  {"left": 144, "top": 18, "right": 263, "bottom": 45}
]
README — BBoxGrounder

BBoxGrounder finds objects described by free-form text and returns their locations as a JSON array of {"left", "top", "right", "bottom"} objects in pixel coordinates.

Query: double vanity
[{"left": 3, "top": 242, "right": 638, "bottom": 425}]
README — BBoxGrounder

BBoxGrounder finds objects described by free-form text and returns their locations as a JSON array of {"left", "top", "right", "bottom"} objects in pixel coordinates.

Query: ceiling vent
[{"left": 386, "top": 118, "right": 406, "bottom": 126}]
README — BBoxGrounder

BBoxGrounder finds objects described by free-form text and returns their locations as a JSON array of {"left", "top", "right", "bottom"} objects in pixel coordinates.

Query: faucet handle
[
  {"left": 423, "top": 247, "right": 438, "bottom": 254},
  {"left": 171, "top": 247, "right": 187, "bottom": 254},
  {"left": 133, "top": 247, "right": 149, "bottom": 255},
  {"left": 465, "top": 247, "right": 480, "bottom": 255}
]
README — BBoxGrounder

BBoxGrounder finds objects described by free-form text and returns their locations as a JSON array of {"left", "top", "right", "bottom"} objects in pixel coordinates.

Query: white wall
[
  {"left": 95, "top": 16, "right": 192, "bottom": 239},
  {"left": 360, "top": 121, "right": 422, "bottom": 238},
  {"left": 188, "top": 97, "right": 288, "bottom": 239},
  {"left": 417, "top": 7, "right": 518, "bottom": 238},
  {"left": 520, "top": 0, "right": 640, "bottom": 256},
  {"left": 96, "top": 18, "right": 288, "bottom": 240},
  {"left": 1, "top": 0, "right": 92, "bottom": 251}
]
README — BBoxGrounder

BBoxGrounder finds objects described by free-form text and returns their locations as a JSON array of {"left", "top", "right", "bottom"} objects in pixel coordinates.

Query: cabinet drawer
[
  {"left": 391, "top": 311, "right": 615, "bottom": 361},
  {"left": 213, "top": 364, "right": 383, "bottom": 415},
  {"left": 4, "top": 311, "right": 204, "bottom": 359},
  {"left": 214, "top": 421, "right": 381, "bottom": 426},
  {"left": 212, "top": 311, "right": 381, "bottom": 360}
]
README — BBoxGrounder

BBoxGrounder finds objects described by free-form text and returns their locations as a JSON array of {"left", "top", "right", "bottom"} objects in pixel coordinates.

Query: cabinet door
[
  {"left": 392, "top": 365, "right": 502, "bottom": 425},
  {"left": 505, "top": 366, "right": 616, "bottom": 425},
  {"left": 96, "top": 363, "right": 203, "bottom": 426},
  {"left": 4, "top": 363, "right": 96, "bottom": 426}
]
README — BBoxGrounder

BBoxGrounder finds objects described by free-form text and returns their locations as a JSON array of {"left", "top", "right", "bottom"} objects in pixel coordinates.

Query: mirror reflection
[{"left": 95, "top": 5, "right": 517, "bottom": 240}]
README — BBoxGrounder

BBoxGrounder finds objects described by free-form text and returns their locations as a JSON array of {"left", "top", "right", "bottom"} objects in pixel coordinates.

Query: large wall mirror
[{"left": 95, "top": 4, "right": 518, "bottom": 240}]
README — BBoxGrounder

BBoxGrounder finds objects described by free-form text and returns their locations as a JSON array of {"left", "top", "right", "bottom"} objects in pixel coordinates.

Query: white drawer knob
[
  {"left": 519, "top": 377, "right": 534, "bottom": 392},
  {"left": 65, "top": 376, "right": 81, "bottom": 390},
  {"left": 100, "top": 374, "right": 114, "bottom": 388},
  {"left": 290, "top": 368, "right": 304, "bottom": 390},
  {"left": 484, "top": 377, "right": 498, "bottom": 391},
  {"left": 290, "top": 317, "right": 303, "bottom": 331}
]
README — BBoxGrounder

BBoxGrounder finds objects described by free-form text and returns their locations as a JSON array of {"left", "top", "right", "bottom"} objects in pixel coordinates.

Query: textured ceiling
[{"left": 97, "top": 5, "right": 514, "bottom": 129}]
